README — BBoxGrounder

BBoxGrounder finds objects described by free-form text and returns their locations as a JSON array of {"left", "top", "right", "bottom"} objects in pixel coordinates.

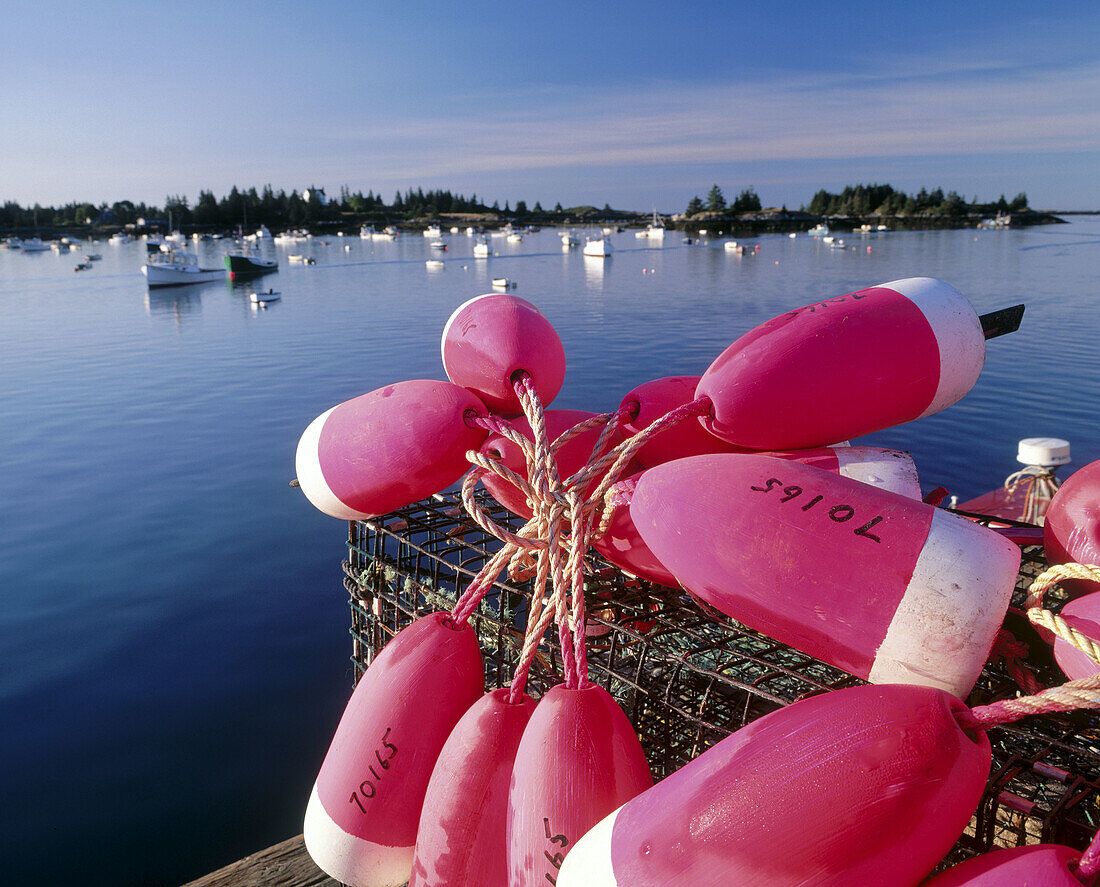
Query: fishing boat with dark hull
[{"left": 224, "top": 246, "right": 278, "bottom": 280}]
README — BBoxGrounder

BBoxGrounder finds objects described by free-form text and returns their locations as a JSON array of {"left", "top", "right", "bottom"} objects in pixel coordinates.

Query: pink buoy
[
  {"left": 556, "top": 683, "right": 991, "bottom": 887},
  {"left": 1044, "top": 459, "right": 1100, "bottom": 595},
  {"left": 441, "top": 293, "right": 567, "bottom": 416},
  {"left": 296, "top": 379, "right": 489, "bottom": 520},
  {"left": 696, "top": 277, "right": 987, "bottom": 450},
  {"left": 594, "top": 447, "right": 919, "bottom": 588},
  {"left": 508, "top": 683, "right": 652, "bottom": 887},
  {"left": 592, "top": 473, "right": 679, "bottom": 587},
  {"left": 631, "top": 454, "right": 1020, "bottom": 697},
  {"left": 922, "top": 844, "right": 1089, "bottom": 886},
  {"left": 304, "top": 613, "right": 484, "bottom": 887},
  {"left": 480, "top": 409, "right": 621, "bottom": 518},
  {"left": 1051, "top": 591, "right": 1100, "bottom": 681},
  {"left": 410, "top": 687, "right": 538, "bottom": 887},
  {"left": 618, "top": 375, "right": 753, "bottom": 468}
]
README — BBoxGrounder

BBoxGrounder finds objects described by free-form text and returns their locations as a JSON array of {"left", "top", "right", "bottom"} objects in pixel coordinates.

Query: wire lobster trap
[{"left": 341, "top": 489, "right": 1100, "bottom": 866}]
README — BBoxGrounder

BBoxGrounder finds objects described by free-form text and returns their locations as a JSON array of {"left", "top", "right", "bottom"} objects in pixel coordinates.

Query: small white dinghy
[{"left": 250, "top": 289, "right": 281, "bottom": 305}]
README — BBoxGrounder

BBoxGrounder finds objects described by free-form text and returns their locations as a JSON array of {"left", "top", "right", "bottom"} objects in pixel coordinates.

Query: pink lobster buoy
[
  {"left": 618, "top": 375, "right": 753, "bottom": 468},
  {"left": 557, "top": 683, "right": 991, "bottom": 887},
  {"left": 631, "top": 454, "right": 1021, "bottom": 697},
  {"left": 441, "top": 293, "right": 567, "bottom": 416},
  {"left": 696, "top": 277, "right": 987, "bottom": 450},
  {"left": 508, "top": 683, "right": 653, "bottom": 887},
  {"left": 593, "top": 472, "right": 679, "bottom": 587},
  {"left": 480, "top": 409, "right": 622, "bottom": 519},
  {"left": 922, "top": 844, "right": 1092, "bottom": 886},
  {"left": 296, "top": 379, "right": 490, "bottom": 520},
  {"left": 410, "top": 688, "right": 538, "bottom": 887},
  {"left": 1051, "top": 591, "right": 1100, "bottom": 681},
  {"left": 594, "top": 447, "right": 919, "bottom": 588},
  {"left": 1044, "top": 459, "right": 1100, "bottom": 595},
  {"left": 304, "top": 613, "right": 484, "bottom": 887}
]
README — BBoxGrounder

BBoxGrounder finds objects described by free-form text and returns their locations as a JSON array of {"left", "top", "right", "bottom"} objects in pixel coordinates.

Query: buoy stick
[
  {"left": 978, "top": 304, "right": 1025, "bottom": 339},
  {"left": 1075, "top": 828, "right": 1100, "bottom": 881}
]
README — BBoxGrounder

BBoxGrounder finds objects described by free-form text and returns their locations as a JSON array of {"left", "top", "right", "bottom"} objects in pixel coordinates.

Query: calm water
[{"left": 2, "top": 219, "right": 1098, "bottom": 885}]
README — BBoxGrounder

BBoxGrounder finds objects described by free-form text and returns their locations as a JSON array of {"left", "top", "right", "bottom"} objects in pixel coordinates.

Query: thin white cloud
[{"left": 323, "top": 58, "right": 1100, "bottom": 181}]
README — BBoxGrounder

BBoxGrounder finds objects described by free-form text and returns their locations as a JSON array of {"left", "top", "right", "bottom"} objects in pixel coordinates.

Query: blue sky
[{"left": 2, "top": 0, "right": 1099, "bottom": 211}]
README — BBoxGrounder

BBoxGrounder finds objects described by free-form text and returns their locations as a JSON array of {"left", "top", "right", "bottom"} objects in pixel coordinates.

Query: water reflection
[
  {"left": 583, "top": 253, "right": 608, "bottom": 288},
  {"left": 144, "top": 287, "right": 202, "bottom": 324}
]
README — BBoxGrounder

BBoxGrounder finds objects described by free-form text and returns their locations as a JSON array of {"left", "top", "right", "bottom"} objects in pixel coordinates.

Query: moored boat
[
  {"left": 583, "top": 236, "right": 612, "bottom": 257},
  {"left": 142, "top": 245, "right": 224, "bottom": 287},
  {"left": 224, "top": 244, "right": 278, "bottom": 279},
  {"left": 21, "top": 237, "right": 50, "bottom": 252}
]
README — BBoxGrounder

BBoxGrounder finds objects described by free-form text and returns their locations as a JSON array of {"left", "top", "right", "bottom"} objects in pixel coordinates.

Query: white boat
[
  {"left": 21, "top": 237, "right": 50, "bottom": 252},
  {"left": 642, "top": 209, "right": 666, "bottom": 240},
  {"left": 359, "top": 225, "right": 375, "bottom": 239},
  {"left": 465, "top": 226, "right": 476, "bottom": 236},
  {"left": 492, "top": 277, "right": 515, "bottom": 289},
  {"left": 583, "top": 236, "right": 612, "bottom": 258},
  {"left": 423, "top": 224, "right": 442, "bottom": 238},
  {"left": 288, "top": 254, "right": 306, "bottom": 263},
  {"left": 166, "top": 230, "right": 188, "bottom": 244},
  {"left": 430, "top": 240, "right": 447, "bottom": 250},
  {"left": 249, "top": 288, "right": 281, "bottom": 304},
  {"left": 473, "top": 239, "right": 491, "bottom": 257},
  {"left": 425, "top": 258, "right": 445, "bottom": 269},
  {"left": 808, "top": 223, "right": 830, "bottom": 236},
  {"left": 372, "top": 228, "right": 397, "bottom": 241},
  {"left": 788, "top": 232, "right": 798, "bottom": 238},
  {"left": 108, "top": 232, "right": 131, "bottom": 244},
  {"left": 506, "top": 232, "right": 523, "bottom": 244},
  {"left": 827, "top": 238, "right": 847, "bottom": 249},
  {"left": 142, "top": 245, "right": 224, "bottom": 287},
  {"left": 561, "top": 231, "right": 580, "bottom": 248},
  {"left": 449, "top": 226, "right": 460, "bottom": 234},
  {"left": 822, "top": 235, "right": 835, "bottom": 244},
  {"left": 51, "top": 241, "right": 71, "bottom": 253},
  {"left": 5, "top": 237, "right": 22, "bottom": 249},
  {"left": 724, "top": 240, "right": 745, "bottom": 254}
]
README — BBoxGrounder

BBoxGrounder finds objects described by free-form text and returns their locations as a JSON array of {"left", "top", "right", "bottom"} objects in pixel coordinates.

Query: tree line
[
  {"left": 0, "top": 185, "right": 575, "bottom": 231},
  {"left": 803, "top": 184, "right": 1029, "bottom": 217}
]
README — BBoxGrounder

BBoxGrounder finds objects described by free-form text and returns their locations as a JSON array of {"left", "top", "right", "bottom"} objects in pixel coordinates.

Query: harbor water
[{"left": 2, "top": 219, "right": 1099, "bottom": 885}]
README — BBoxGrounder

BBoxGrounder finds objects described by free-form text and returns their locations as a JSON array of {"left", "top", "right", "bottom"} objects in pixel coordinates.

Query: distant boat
[
  {"left": 492, "top": 277, "right": 516, "bottom": 289},
  {"left": 637, "top": 210, "right": 666, "bottom": 240},
  {"left": 108, "top": 232, "right": 131, "bottom": 244},
  {"left": 583, "top": 236, "right": 612, "bottom": 258},
  {"left": 473, "top": 239, "right": 491, "bottom": 257},
  {"left": 423, "top": 224, "right": 442, "bottom": 238},
  {"left": 425, "top": 258, "right": 445, "bottom": 269},
  {"left": 808, "top": 223, "right": 830, "bottom": 236},
  {"left": 224, "top": 244, "right": 278, "bottom": 279},
  {"left": 5, "top": 236, "right": 22, "bottom": 249},
  {"left": 21, "top": 237, "right": 50, "bottom": 252},
  {"left": 561, "top": 231, "right": 580, "bottom": 247},
  {"left": 143, "top": 245, "right": 224, "bottom": 287},
  {"left": 249, "top": 288, "right": 281, "bottom": 304},
  {"left": 506, "top": 232, "right": 523, "bottom": 243},
  {"left": 725, "top": 241, "right": 746, "bottom": 255},
  {"left": 359, "top": 225, "right": 375, "bottom": 239},
  {"left": 430, "top": 240, "right": 447, "bottom": 250},
  {"left": 51, "top": 241, "right": 71, "bottom": 253},
  {"left": 86, "top": 253, "right": 102, "bottom": 261}
]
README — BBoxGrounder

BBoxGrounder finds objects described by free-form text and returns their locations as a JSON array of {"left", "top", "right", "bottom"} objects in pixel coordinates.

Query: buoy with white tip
[
  {"left": 556, "top": 683, "right": 990, "bottom": 887},
  {"left": 304, "top": 613, "right": 484, "bottom": 887},
  {"left": 295, "top": 379, "right": 490, "bottom": 520},
  {"left": 631, "top": 454, "right": 1021, "bottom": 697},
  {"left": 441, "top": 293, "right": 566, "bottom": 417},
  {"left": 1044, "top": 459, "right": 1100, "bottom": 595},
  {"left": 508, "top": 683, "right": 652, "bottom": 887},
  {"left": 696, "top": 277, "right": 992, "bottom": 450},
  {"left": 409, "top": 687, "right": 537, "bottom": 887}
]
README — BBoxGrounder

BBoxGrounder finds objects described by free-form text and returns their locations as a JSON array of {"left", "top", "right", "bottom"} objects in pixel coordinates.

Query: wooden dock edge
[{"left": 182, "top": 834, "right": 342, "bottom": 887}]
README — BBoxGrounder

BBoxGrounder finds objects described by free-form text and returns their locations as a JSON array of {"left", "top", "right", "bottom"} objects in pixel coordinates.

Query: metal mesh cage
[{"left": 342, "top": 489, "right": 1100, "bottom": 866}]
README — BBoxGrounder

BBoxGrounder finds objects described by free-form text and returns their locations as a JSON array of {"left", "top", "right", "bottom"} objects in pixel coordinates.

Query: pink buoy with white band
[
  {"left": 696, "top": 277, "right": 986, "bottom": 450},
  {"left": 303, "top": 613, "right": 484, "bottom": 887},
  {"left": 556, "top": 683, "right": 990, "bottom": 887},
  {"left": 441, "top": 293, "right": 566, "bottom": 416},
  {"left": 295, "top": 379, "right": 489, "bottom": 520},
  {"left": 508, "top": 683, "right": 652, "bottom": 887},
  {"left": 631, "top": 454, "right": 1020, "bottom": 697},
  {"left": 409, "top": 687, "right": 537, "bottom": 887}
]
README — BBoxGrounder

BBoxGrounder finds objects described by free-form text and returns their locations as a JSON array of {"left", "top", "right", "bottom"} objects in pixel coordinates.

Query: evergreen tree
[
  {"left": 685, "top": 195, "right": 704, "bottom": 216},
  {"left": 706, "top": 184, "right": 726, "bottom": 212}
]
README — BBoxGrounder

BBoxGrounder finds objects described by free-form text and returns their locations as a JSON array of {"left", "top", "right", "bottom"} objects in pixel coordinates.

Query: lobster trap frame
[{"left": 342, "top": 489, "right": 1100, "bottom": 865}]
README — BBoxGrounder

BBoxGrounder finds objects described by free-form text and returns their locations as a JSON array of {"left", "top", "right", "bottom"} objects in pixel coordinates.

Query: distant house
[{"left": 303, "top": 187, "right": 328, "bottom": 206}]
